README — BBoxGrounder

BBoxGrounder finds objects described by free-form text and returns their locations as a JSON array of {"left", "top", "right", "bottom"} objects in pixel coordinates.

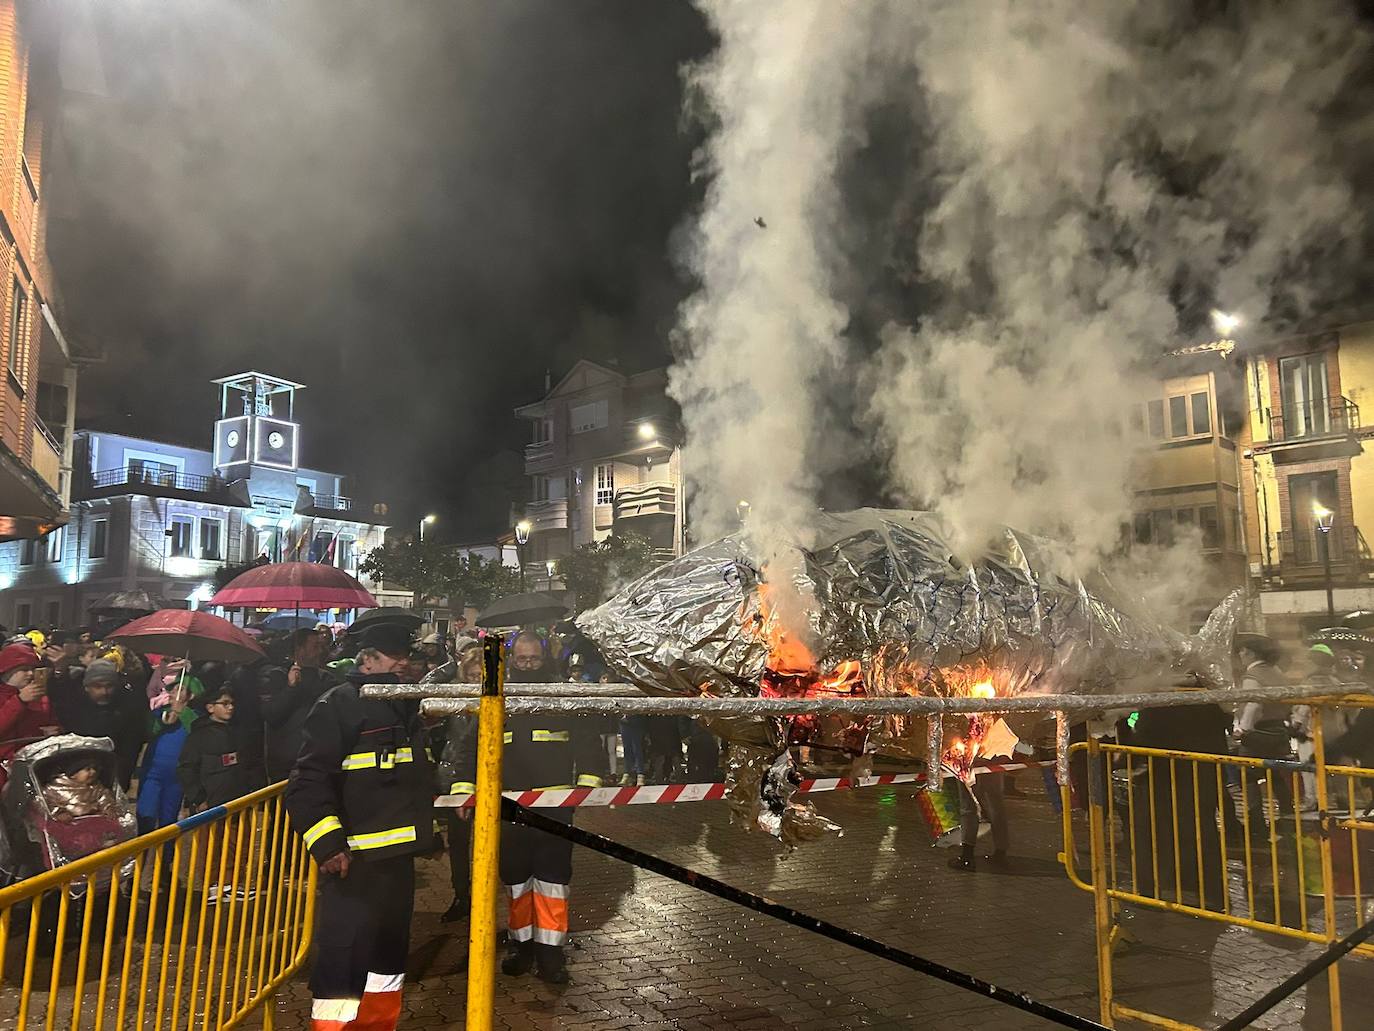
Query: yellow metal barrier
[
  {"left": 0, "top": 782, "right": 316, "bottom": 1030},
  {"left": 466, "top": 635, "right": 506, "bottom": 1031},
  {"left": 1060, "top": 700, "right": 1374, "bottom": 1030}
]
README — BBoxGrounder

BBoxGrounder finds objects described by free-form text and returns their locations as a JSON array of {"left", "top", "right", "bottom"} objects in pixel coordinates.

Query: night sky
[{"left": 48, "top": 1, "right": 714, "bottom": 537}]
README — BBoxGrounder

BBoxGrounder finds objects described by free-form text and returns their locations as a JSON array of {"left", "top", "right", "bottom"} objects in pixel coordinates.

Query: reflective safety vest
[
  {"left": 286, "top": 676, "right": 436, "bottom": 863},
  {"left": 446, "top": 713, "right": 607, "bottom": 795}
]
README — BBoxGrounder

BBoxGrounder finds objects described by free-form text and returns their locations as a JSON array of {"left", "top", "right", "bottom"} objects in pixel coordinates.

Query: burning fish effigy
[{"left": 578, "top": 509, "right": 1239, "bottom": 841}]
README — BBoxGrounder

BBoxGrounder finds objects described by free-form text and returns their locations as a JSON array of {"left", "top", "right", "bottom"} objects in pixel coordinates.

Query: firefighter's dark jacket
[
  {"left": 285, "top": 672, "right": 435, "bottom": 863},
  {"left": 445, "top": 709, "right": 607, "bottom": 795}
]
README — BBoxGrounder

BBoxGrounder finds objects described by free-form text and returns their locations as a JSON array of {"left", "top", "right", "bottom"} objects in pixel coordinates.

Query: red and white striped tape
[{"left": 433, "top": 759, "right": 1047, "bottom": 809}]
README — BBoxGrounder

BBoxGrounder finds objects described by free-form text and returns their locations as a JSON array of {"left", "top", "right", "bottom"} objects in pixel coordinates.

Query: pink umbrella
[
  {"left": 209, "top": 561, "right": 378, "bottom": 610},
  {"left": 109, "top": 609, "right": 267, "bottom": 663}
]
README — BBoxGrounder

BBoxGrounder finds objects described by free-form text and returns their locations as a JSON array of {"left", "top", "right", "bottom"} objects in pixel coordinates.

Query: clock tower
[{"left": 213, "top": 372, "right": 303, "bottom": 475}]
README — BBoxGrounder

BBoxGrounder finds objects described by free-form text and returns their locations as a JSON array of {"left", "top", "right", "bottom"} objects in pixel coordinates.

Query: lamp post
[
  {"left": 545, "top": 559, "right": 557, "bottom": 589},
  {"left": 419, "top": 513, "right": 437, "bottom": 542},
  {"left": 515, "top": 519, "right": 531, "bottom": 590},
  {"left": 1314, "top": 502, "right": 1335, "bottom": 623}
]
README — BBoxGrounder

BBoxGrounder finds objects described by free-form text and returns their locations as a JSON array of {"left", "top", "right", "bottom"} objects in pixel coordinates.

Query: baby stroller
[{"left": 0, "top": 734, "right": 138, "bottom": 897}]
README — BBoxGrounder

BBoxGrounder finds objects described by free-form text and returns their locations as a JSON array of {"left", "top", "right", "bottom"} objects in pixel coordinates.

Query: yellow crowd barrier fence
[
  {"left": 0, "top": 781, "right": 315, "bottom": 1030},
  {"left": 1060, "top": 698, "right": 1374, "bottom": 1030}
]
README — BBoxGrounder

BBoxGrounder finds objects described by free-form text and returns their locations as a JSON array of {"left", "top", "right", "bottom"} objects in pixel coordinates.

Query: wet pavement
[{"left": 271, "top": 778, "right": 1373, "bottom": 1029}]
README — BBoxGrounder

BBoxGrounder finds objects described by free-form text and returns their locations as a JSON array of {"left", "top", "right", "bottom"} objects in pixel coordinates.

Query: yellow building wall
[{"left": 1337, "top": 323, "right": 1374, "bottom": 541}]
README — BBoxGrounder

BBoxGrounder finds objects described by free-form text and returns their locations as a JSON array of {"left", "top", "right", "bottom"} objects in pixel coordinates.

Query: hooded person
[
  {"left": 51, "top": 657, "right": 147, "bottom": 790},
  {"left": 286, "top": 621, "right": 434, "bottom": 1031},
  {"left": 0, "top": 642, "right": 58, "bottom": 787},
  {"left": 449, "top": 631, "right": 607, "bottom": 984}
]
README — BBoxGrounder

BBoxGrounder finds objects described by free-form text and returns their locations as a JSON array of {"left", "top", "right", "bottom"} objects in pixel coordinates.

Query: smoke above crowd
[{"left": 672, "top": 1, "right": 1372, "bottom": 587}]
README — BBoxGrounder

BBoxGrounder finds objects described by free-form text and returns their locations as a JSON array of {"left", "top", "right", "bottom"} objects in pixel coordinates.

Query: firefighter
[
  {"left": 285, "top": 623, "right": 433, "bottom": 1031},
  {"left": 450, "top": 631, "right": 605, "bottom": 983}
]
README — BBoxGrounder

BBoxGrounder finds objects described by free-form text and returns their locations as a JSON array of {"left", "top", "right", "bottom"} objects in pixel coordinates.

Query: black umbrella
[
  {"left": 90, "top": 589, "right": 159, "bottom": 618},
  {"left": 1311, "top": 626, "right": 1374, "bottom": 648},
  {"left": 476, "top": 591, "right": 570, "bottom": 628},
  {"left": 1341, "top": 611, "right": 1374, "bottom": 631},
  {"left": 346, "top": 607, "right": 424, "bottom": 636}
]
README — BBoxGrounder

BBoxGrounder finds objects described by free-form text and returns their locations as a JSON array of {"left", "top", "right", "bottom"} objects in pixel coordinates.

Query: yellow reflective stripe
[
  {"left": 503, "top": 732, "right": 513, "bottom": 743},
  {"left": 303, "top": 815, "right": 342, "bottom": 848},
  {"left": 531, "top": 784, "right": 574, "bottom": 791},
  {"left": 576, "top": 774, "right": 603, "bottom": 788},
  {"left": 395, "top": 747, "right": 414, "bottom": 761},
  {"left": 341, "top": 752, "right": 377, "bottom": 771},
  {"left": 531, "top": 730, "right": 570, "bottom": 742},
  {"left": 450, "top": 781, "right": 477, "bottom": 795},
  {"left": 342, "top": 748, "right": 416, "bottom": 771},
  {"left": 345, "top": 825, "right": 417, "bottom": 851}
]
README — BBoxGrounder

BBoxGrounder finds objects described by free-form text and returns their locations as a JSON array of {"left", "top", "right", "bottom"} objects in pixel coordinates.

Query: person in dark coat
[
  {"left": 176, "top": 687, "right": 267, "bottom": 811},
  {"left": 261, "top": 629, "right": 338, "bottom": 781},
  {"left": 286, "top": 622, "right": 433, "bottom": 1031},
  {"left": 1123, "top": 699, "right": 1232, "bottom": 910},
  {"left": 450, "top": 632, "right": 607, "bottom": 984},
  {"left": 50, "top": 658, "right": 147, "bottom": 790}
]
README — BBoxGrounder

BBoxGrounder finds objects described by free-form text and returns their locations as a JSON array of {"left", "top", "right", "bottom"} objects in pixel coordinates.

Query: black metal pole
[{"left": 1321, "top": 528, "right": 1335, "bottom": 623}]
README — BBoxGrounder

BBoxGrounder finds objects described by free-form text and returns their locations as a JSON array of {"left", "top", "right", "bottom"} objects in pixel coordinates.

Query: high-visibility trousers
[
  {"left": 308, "top": 854, "right": 414, "bottom": 1031},
  {"left": 500, "top": 811, "right": 574, "bottom": 952}
]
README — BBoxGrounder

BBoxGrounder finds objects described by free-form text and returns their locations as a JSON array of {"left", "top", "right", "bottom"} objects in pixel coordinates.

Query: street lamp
[
  {"left": 514, "top": 519, "right": 532, "bottom": 589},
  {"left": 419, "top": 513, "right": 437, "bottom": 542},
  {"left": 546, "top": 559, "right": 557, "bottom": 586},
  {"left": 638, "top": 422, "right": 656, "bottom": 441},
  {"left": 1211, "top": 309, "right": 1241, "bottom": 337},
  {"left": 736, "top": 499, "right": 751, "bottom": 525},
  {"left": 1314, "top": 502, "right": 1335, "bottom": 622}
]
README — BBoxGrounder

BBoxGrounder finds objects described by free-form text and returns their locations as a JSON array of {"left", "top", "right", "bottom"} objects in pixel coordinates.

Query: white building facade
[{"left": 0, "top": 372, "right": 399, "bottom": 628}]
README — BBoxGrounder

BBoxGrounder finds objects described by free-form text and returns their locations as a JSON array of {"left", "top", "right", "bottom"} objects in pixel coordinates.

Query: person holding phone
[{"left": 0, "top": 643, "right": 60, "bottom": 787}]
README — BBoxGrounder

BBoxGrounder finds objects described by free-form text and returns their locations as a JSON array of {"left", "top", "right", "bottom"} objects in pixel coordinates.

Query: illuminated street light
[
  {"left": 515, "top": 519, "right": 532, "bottom": 545},
  {"left": 638, "top": 422, "right": 656, "bottom": 441},
  {"left": 1314, "top": 501, "right": 1335, "bottom": 622},
  {"left": 1211, "top": 310, "right": 1241, "bottom": 336},
  {"left": 420, "top": 513, "right": 437, "bottom": 541}
]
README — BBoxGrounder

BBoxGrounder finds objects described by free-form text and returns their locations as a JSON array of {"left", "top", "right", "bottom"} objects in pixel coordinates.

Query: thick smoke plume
[{"left": 676, "top": 1, "right": 1370, "bottom": 591}]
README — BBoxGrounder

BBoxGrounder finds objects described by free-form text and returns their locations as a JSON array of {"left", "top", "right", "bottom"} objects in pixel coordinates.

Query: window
[
  {"left": 20, "top": 537, "right": 37, "bottom": 565},
  {"left": 1146, "top": 400, "right": 1164, "bottom": 439},
  {"left": 1198, "top": 505, "right": 1220, "bottom": 550},
  {"left": 337, "top": 534, "right": 357, "bottom": 572},
  {"left": 1132, "top": 512, "right": 1152, "bottom": 546},
  {"left": 533, "top": 475, "right": 549, "bottom": 502},
  {"left": 1168, "top": 396, "right": 1189, "bottom": 438},
  {"left": 168, "top": 516, "right": 195, "bottom": 558},
  {"left": 570, "top": 400, "right": 608, "bottom": 434},
  {"left": 1279, "top": 353, "right": 1330, "bottom": 438},
  {"left": 199, "top": 518, "right": 224, "bottom": 561},
  {"left": 532, "top": 418, "right": 553, "bottom": 443},
  {"left": 1190, "top": 392, "right": 1211, "bottom": 435},
  {"left": 45, "top": 527, "right": 63, "bottom": 563},
  {"left": 7, "top": 279, "right": 26, "bottom": 379},
  {"left": 45, "top": 601, "right": 59, "bottom": 627},
  {"left": 88, "top": 518, "right": 108, "bottom": 559},
  {"left": 1150, "top": 509, "right": 1175, "bottom": 547},
  {"left": 1289, "top": 471, "right": 1338, "bottom": 564},
  {"left": 16, "top": 602, "right": 30, "bottom": 627},
  {"left": 595, "top": 464, "right": 615, "bottom": 505}
]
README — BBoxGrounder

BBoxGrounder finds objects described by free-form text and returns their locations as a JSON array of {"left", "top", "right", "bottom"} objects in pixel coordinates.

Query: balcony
[
  {"left": 1270, "top": 526, "right": 1374, "bottom": 584},
  {"left": 1259, "top": 397, "right": 1361, "bottom": 463},
  {"left": 305, "top": 493, "right": 353, "bottom": 513},
  {"left": 615, "top": 480, "right": 676, "bottom": 520},
  {"left": 30, "top": 419, "right": 61, "bottom": 496},
  {"left": 83, "top": 464, "right": 227, "bottom": 501},
  {"left": 525, "top": 498, "right": 568, "bottom": 533},
  {"left": 524, "top": 439, "right": 555, "bottom": 473}
]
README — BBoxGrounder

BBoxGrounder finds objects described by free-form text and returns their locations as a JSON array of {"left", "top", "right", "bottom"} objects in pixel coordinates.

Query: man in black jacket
[
  {"left": 286, "top": 623, "right": 432, "bottom": 1031},
  {"left": 262, "top": 629, "right": 337, "bottom": 781},
  {"left": 50, "top": 658, "right": 147, "bottom": 790},
  {"left": 450, "top": 632, "right": 606, "bottom": 984}
]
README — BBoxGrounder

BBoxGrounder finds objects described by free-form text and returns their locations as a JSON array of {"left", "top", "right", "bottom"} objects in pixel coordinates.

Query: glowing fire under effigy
[{"left": 579, "top": 508, "right": 1240, "bottom": 841}]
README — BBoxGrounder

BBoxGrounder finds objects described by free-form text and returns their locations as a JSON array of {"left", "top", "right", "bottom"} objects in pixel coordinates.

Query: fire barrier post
[
  {"left": 466, "top": 635, "right": 506, "bottom": 1030},
  {"left": 1085, "top": 733, "right": 1115, "bottom": 1027}
]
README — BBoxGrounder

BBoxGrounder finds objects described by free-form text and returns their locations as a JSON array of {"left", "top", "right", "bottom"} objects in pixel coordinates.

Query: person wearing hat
[
  {"left": 0, "top": 642, "right": 59, "bottom": 788},
  {"left": 1233, "top": 633, "right": 1293, "bottom": 834},
  {"left": 286, "top": 622, "right": 434, "bottom": 1031},
  {"left": 50, "top": 657, "right": 147, "bottom": 791}
]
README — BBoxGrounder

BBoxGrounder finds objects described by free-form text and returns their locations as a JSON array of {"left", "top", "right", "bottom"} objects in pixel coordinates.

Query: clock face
[
  {"left": 268, "top": 431, "right": 285, "bottom": 449},
  {"left": 227, "top": 430, "right": 241, "bottom": 448}
]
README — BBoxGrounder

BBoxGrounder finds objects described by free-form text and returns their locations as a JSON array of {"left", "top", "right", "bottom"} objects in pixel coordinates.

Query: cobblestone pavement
[{"left": 273, "top": 782, "right": 1373, "bottom": 1029}]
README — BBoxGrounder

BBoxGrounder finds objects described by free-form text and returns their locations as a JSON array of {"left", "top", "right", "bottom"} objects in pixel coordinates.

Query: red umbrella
[
  {"left": 109, "top": 609, "right": 266, "bottom": 663},
  {"left": 209, "top": 561, "right": 378, "bottom": 610}
]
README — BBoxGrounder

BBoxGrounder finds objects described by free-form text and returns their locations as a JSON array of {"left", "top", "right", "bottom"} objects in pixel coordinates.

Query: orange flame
[{"left": 969, "top": 680, "right": 996, "bottom": 699}]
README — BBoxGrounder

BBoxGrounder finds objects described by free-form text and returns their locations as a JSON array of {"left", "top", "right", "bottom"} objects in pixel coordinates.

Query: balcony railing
[
  {"left": 615, "top": 480, "right": 676, "bottom": 520},
  {"left": 1272, "top": 525, "right": 1373, "bottom": 577},
  {"left": 30, "top": 421, "right": 62, "bottom": 495},
  {"left": 1264, "top": 396, "right": 1360, "bottom": 442},
  {"left": 90, "top": 465, "right": 222, "bottom": 494},
  {"left": 307, "top": 494, "right": 353, "bottom": 512},
  {"left": 525, "top": 497, "right": 569, "bottom": 533}
]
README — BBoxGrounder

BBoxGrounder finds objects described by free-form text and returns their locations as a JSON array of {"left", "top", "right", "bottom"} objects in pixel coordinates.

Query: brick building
[{"left": 0, "top": 0, "right": 83, "bottom": 544}]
